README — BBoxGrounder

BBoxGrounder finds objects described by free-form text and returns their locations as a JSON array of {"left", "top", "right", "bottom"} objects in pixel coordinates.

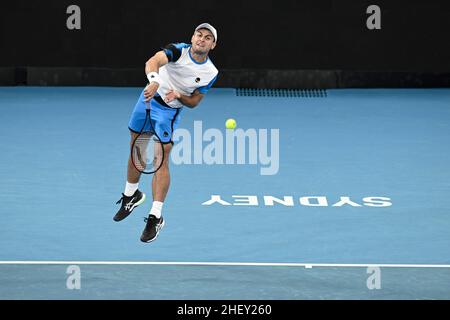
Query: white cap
[{"left": 195, "top": 23, "right": 217, "bottom": 42}]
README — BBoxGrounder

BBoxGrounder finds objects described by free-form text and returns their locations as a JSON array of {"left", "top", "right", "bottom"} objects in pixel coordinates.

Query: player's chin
[{"left": 193, "top": 47, "right": 209, "bottom": 55}]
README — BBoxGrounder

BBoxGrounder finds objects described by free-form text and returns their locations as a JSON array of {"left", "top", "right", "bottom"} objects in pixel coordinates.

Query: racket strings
[{"left": 132, "top": 133, "right": 164, "bottom": 173}]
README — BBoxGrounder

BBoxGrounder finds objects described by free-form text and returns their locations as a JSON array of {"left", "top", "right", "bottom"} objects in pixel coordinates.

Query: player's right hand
[{"left": 144, "top": 83, "right": 159, "bottom": 101}]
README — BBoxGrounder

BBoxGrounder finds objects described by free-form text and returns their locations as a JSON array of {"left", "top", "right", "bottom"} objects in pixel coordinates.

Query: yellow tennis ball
[{"left": 225, "top": 118, "right": 237, "bottom": 129}]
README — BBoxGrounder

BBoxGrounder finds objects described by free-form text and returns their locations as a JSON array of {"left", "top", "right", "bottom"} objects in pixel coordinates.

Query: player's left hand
[{"left": 164, "top": 90, "right": 181, "bottom": 103}]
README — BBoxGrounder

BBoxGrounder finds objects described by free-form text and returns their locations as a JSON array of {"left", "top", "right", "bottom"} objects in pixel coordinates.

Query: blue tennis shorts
[{"left": 128, "top": 90, "right": 182, "bottom": 144}]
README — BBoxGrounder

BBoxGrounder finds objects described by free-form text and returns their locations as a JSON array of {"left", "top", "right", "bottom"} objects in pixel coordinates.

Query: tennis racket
[{"left": 130, "top": 100, "right": 165, "bottom": 174}]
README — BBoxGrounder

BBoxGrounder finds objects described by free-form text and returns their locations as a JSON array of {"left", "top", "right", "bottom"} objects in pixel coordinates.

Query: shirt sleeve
[
  {"left": 197, "top": 75, "right": 218, "bottom": 94},
  {"left": 162, "top": 43, "right": 188, "bottom": 62}
]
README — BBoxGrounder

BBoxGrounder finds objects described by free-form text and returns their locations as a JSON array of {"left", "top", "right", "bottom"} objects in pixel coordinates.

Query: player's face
[{"left": 191, "top": 29, "right": 216, "bottom": 54}]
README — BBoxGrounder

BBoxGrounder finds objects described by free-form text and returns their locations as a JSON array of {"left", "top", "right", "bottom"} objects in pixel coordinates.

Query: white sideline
[{"left": 0, "top": 261, "right": 450, "bottom": 268}]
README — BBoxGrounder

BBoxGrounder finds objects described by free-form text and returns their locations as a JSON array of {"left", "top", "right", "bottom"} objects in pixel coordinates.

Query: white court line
[{"left": 0, "top": 261, "right": 450, "bottom": 268}]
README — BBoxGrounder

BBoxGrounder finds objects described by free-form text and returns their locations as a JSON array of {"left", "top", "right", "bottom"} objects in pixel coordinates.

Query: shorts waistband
[{"left": 154, "top": 95, "right": 173, "bottom": 109}]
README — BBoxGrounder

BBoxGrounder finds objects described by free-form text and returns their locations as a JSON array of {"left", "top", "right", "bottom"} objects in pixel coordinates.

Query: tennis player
[{"left": 114, "top": 23, "right": 219, "bottom": 243}]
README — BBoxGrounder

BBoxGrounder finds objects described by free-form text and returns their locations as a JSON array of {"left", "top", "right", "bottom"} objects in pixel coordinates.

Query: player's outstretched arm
[
  {"left": 143, "top": 51, "right": 169, "bottom": 101},
  {"left": 145, "top": 51, "right": 169, "bottom": 75}
]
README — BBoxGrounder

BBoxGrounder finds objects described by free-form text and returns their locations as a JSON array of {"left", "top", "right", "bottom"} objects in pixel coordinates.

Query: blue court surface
[{"left": 1, "top": 87, "right": 450, "bottom": 299}]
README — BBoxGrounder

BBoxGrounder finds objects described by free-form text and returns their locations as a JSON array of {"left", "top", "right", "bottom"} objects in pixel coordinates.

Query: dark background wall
[{"left": 1, "top": 0, "right": 450, "bottom": 87}]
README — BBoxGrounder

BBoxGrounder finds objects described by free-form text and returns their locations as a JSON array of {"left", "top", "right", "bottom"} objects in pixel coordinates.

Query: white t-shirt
[{"left": 156, "top": 43, "right": 218, "bottom": 108}]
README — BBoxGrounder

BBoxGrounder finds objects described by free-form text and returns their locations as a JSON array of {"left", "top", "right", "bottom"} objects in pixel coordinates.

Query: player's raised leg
[
  {"left": 113, "top": 130, "right": 147, "bottom": 222},
  {"left": 140, "top": 142, "right": 172, "bottom": 242}
]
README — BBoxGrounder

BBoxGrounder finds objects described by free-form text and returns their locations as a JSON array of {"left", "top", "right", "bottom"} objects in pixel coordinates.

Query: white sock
[
  {"left": 149, "top": 201, "right": 164, "bottom": 218},
  {"left": 124, "top": 182, "right": 139, "bottom": 197}
]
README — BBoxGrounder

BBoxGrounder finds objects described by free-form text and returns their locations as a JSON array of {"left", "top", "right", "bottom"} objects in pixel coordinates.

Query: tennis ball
[{"left": 225, "top": 118, "right": 237, "bottom": 129}]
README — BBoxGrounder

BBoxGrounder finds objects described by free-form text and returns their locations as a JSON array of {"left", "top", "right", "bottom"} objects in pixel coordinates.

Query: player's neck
[{"left": 189, "top": 47, "right": 208, "bottom": 63}]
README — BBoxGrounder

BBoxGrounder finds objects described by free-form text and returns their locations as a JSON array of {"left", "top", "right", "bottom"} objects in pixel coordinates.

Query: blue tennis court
[{"left": 1, "top": 87, "right": 450, "bottom": 299}]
